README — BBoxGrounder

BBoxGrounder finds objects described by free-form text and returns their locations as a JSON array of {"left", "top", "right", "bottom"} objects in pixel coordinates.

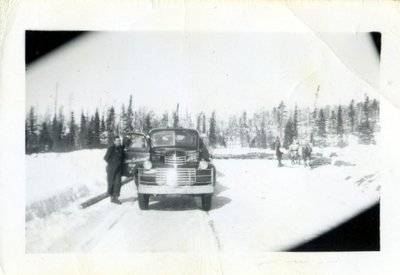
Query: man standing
[
  {"left": 104, "top": 136, "right": 125, "bottom": 204},
  {"left": 275, "top": 137, "right": 283, "bottom": 167}
]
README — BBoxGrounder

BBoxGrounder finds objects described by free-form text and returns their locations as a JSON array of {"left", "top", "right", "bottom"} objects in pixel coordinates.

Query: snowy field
[{"left": 25, "top": 144, "right": 380, "bottom": 252}]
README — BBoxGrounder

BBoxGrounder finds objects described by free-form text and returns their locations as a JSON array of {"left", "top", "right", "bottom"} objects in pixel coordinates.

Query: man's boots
[{"left": 111, "top": 196, "right": 122, "bottom": 205}]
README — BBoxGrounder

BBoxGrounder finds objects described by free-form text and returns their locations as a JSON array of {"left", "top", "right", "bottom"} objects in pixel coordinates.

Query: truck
[{"left": 123, "top": 128, "right": 216, "bottom": 211}]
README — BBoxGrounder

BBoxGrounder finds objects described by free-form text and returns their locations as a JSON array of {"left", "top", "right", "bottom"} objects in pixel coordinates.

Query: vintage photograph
[{"left": 25, "top": 31, "right": 381, "bottom": 253}]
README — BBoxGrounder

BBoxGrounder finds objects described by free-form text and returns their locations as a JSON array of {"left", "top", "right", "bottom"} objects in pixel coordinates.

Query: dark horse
[{"left": 301, "top": 143, "right": 312, "bottom": 167}]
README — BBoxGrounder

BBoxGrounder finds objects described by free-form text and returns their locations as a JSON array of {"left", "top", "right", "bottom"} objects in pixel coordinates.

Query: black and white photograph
[
  {"left": 2, "top": 1, "right": 400, "bottom": 275},
  {"left": 25, "top": 31, "right": 381, "bottom": 252}
]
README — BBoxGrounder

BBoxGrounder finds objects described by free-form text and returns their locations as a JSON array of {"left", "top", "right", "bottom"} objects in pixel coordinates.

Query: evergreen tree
[
  {"left": 336, "top": 105, "right": 345, "bottom": 146},
  {"left": 106, "top": 107, "right": 116, "bottom": 145},
  {"left": 358, "top": 95, "right": 374, "bottom": 144},
  {"left": 277, "top": 101, "right": 287, "bottom": 139},
  {"left": 196, "top": 113, "right": 202, "bottom": 132},
  {"left": 260, "top": 117, "right": 267, "bottom": 149},
  {"left": 370, "top": 98, "right": 380, "bottom": 132},
  {"left": 124, "top": 95, "right": 134, "bottom": 133},
  {"left": 329, "top": 110, "right": 337, "bottom": 135},
  {"left": 87, "top": 116, "right": 95, "bottom": 148},
  {"left": 26, "top": 107, "right": 39, "bottom": 153},
  {"left": 143, "top": 113, "right": 152, "bottom": 134},
  {"left": 100, "top": 114, "right": 107, "bottom": 147},
  {"left": 183, "top": 108, "right": 193, "bottom": 128},
  {"left": 51, "top": 114, "right": 62, "bottom": 151},
  {"left": 283, "top": 117, "right": 294, "bottom": 149},
  {"left": 66, "top": 111, "right": 77, "bottom": 150},
  {"left": 39, "top": 121, "right": 52, "bottom": 152},
  {"left": 161, "top": 111, "right": 169, "bottom": 128},
  {"left": 100, "top": 115, "right": 106, "bottom": 133},
  {"left": 310, "top": 107, "right": 318, "bottom": 143},
  {"left": 173, "top": 103, "right": 180, "bottom": 128},
  {"left": 316, "top": 109, "right": 326, "bottom": 146},
  {"left": 239, "top": 111, "right": 250, "bottom": 146},
  {"left": 293, "top": 105, "right": 298, "bottom": 138},
  {"left": 348, "top": 99, "right": 356, "bottom": 134},
  {"left": 93, "top": 109, "right": 101, "bottom": 147},
  {"left": 220, "top": 131, "right": 227, "bottom": 147},
  {"left": 79, "top": 112, "right": 88, "bottom": 149},
  {"left": 202, "top": 113, "right": 206, "bottom": 134},
  {"left": 337, "top": 105, "right": 344, "bottom": 136},
  {"left": 209, "top": 111, "right": 217, "bottom": 147},
  {"left": 120, "top": 104, "right": 126, "bottom": 134}
]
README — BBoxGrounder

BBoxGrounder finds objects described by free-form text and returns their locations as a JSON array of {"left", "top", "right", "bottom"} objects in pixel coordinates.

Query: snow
[
  {"left": 25, "top": 144, "right": 380, "bottom": 253},
  {"left": 26, "top": 149, "right": 107, "bottom": 220}
]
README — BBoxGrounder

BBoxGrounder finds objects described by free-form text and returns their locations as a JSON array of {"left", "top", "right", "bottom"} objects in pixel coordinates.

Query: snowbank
[{"left": 26, "top": 149, "right": 108, "bottom": 220}]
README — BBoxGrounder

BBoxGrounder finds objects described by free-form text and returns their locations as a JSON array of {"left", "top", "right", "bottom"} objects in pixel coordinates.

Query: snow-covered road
[{"left": 26, "top": 145, "right": 380, "bottom": 253}]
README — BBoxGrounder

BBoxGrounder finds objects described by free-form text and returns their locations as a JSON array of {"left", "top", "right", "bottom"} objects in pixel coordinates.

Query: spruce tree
[
  {"left": 161, "top": 111, "right": 169, "bottom": 128},
  {"left": 329, "top": 110, "right": 337, "bottom": 135},
  {"left": 120, "top": 104, "right": 126, "bottom": 134},
  {"left": 337, "top": 105, "right": 344, "bottom": 136},
  {"left": 336, "top": 105, "right": 345, "bottom": 146},
  {"left": 317, "top": 109, "right": 326, "bottom": 146},
  {"left": 370, "top": 98, "right": 380, "bottom": 132},
  {"left": 106, "top": 107, "right": 115, "bottom": 146},
  {"left": 39, "top": 121, "right": 52, "bottom": 152},
  {"left": 209, "top": 111, "right": 217, "bottom": 147},
  {"left": 358, "top": 95, "right": 374, "bottom": 144},
  {"left": 79, "top": 112, "right": 88, "bottom": 149},
  {"left": 277, "top": 101, "right": 287, "bottom": 139},
  {"left": 67, "top": 111, "right": 77, "bottom": 150},
  {"left": 124, "top": 95, "right": 134, "bottom": 133},
  {"left": 260, "top": 117, "right": 267, "bottom": 149},
  {"left": 51, "top": 114, "right": 61, "bottom": 151},
  {"left": 143, "top": 113, "right": 152, "bottom": 134},
  {"left": 93, "top": 109, "right": 101, "bottom": 147},
  {"left": 202, "top": 113, "right": 206, "bottom": 134},
  {"left": 283, "top": 117, "right": 294, "bottom": 149},
  {"left": 293, "top": 105, "right": 298, "bottom": 139},
  {"left": 26, "top": 107, "right": 38, "bottom": 153},
  {"left": 348, "top": 99, "right": 356, "bottom": 134},
  {"left": 173, "top": 103, "right": 180, "bottom": 128},
  {"left": 100, "top": 115, "right": 106, "bottom": 133},
  {"left": 196, "top": 113, "right": 202, "bottom": 132}
]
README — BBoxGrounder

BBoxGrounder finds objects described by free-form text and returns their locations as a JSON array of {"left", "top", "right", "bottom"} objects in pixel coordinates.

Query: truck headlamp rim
[
  {"left": 143, "top": 160, "right": 152, "bottom": 170},
  {"left": 198, "top": 160, "right": 208, "bottom": 170}
]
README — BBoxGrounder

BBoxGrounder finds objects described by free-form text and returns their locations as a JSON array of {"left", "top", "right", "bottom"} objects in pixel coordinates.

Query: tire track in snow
[
  {"left": 203, "top": 211, "right": 224, "bottom": 275},
  {"left": 206, "top": 213, "right": 222, "bottom": 250},
  {"left": 80, "top": 202, "right": 135, "bottom": 251}
]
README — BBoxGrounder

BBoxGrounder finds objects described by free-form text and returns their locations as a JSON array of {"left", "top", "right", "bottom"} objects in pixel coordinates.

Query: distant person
[
  {"left": 301, "top": 139, "right": 313, "bottom": 167},
  {"left": 275, "top": 137, "right": 283, "bottom": 167},
  {"left": 289, "top": 138, "right": 300, "bottom": 165},
  {"left": 104, "top": 136, "right": 125, "bottom": 204}
]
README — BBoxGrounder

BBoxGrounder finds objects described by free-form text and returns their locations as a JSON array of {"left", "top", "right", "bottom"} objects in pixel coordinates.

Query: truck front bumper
[{"left": 138, "top": 183, "right": 214, "bottom": 195}]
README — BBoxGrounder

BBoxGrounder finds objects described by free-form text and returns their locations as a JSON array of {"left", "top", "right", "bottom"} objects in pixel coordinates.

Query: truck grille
[
  {"left": 165, "top": 155, "right": 186, "bottom": 166},
  {"left": 156, "top": 168, "right": 196, "bottom": 186}
]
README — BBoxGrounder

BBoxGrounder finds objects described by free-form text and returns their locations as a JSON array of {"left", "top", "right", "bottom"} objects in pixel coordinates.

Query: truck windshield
[{"left": 150, "top": 130, "right": 198, "bottom": 149}]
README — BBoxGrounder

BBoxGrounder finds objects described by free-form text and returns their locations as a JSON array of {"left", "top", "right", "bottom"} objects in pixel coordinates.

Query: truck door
[{"left": 123, "top": 133, "right": 150, "bottom": 177}]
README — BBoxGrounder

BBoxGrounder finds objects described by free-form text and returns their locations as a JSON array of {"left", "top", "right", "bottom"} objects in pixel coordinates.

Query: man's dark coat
[{"left": 104, "top": 145, "right": 125, "bottom": 197}]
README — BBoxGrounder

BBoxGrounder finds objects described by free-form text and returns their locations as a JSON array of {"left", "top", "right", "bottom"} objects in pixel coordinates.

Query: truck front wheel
[
  {"left": 138, "top": 193, "right": 149, "bottom": 210},
  {"left": 201, "top": 195, "right": 212, "bottom": 211}
]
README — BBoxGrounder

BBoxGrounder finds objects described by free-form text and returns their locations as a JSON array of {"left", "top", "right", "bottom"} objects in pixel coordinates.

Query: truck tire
[
  {"left": 138, "top": 193, "right": 149, "bottom": 210},
  {"left": 201, "top": 195, "right": 212, "bottom": 211}
]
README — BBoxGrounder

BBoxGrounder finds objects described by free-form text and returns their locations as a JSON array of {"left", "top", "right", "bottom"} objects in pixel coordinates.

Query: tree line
[{"left": 25, "top": 95, "right": 379, "bottom": 154}]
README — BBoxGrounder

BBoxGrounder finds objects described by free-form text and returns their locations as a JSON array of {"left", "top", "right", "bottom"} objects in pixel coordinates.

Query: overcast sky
[{"left": 26, "top": 32, "right": 380, "bottom": 119}]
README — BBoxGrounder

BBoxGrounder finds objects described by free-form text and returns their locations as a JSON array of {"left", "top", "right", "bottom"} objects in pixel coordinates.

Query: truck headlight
[
  {"left": 198, "top": 160, "right": 208, "bottom": 170},
  {"left": 143, "top": 160, "right": 152, "bottom": 170}
]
